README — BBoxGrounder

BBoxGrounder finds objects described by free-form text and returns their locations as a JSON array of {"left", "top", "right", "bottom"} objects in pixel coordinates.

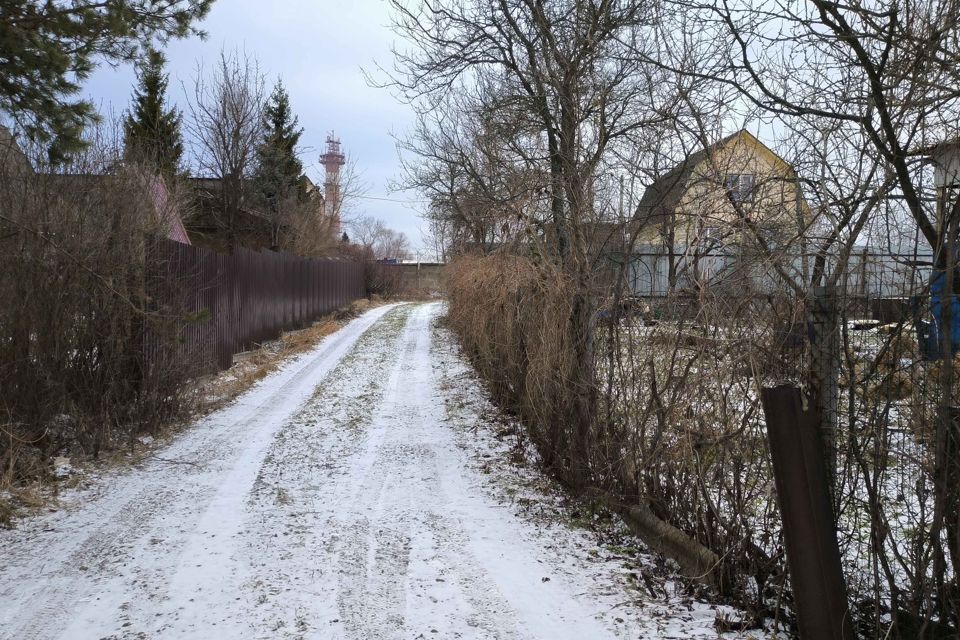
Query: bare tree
[
  {"left": 186, "top": 50, "right": 265, "bottom": 252},
  {"left": 389, "top": 0, "right": 682, "bottom": 490},
  {"left": 663, "top": 0, "right": 960, "bottom": 255},
  {"left": 398, "top": 83, "right": 552, "bottom": 255},
  {"left": 327, "top": 155, "right": 369, "bottom": 230},
  {"left": 348, "top": 215, "right": 410, "bottom": 261},
  {"left": 623, "top": 0, "right": 960, "bottom": 630},
  {"left": 421, "top": 214, "right": 452, "bottom": 262}
]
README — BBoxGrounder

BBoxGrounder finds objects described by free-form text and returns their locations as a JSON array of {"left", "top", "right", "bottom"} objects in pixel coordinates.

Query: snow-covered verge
[
  {"left": 0, "top": 307, "right": 362, "bottom": 527},
  {"left": 1, "top": 301, "right": 783, "bottom": 639},
  {"left": 0, "top": 303, "right": 397, "bottom": 639}
]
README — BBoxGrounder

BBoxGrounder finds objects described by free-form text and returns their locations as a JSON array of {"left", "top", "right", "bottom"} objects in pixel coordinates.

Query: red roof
[{"left": 147, "top": 174, "right": 191, "bottom": 245}]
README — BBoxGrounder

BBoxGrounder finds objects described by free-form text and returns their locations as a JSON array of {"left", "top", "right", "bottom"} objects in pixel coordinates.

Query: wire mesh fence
[{"left": 604, "top": 253, "right": 958, "bottom": 636}]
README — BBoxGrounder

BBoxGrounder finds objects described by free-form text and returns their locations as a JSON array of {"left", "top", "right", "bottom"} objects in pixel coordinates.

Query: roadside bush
[
  {"left": 338, "top": 243, "right": 404, "bottom": 298},
  {"left": 445, "top": 253, "right": 578, "bottom": 467},
  {"left": 449, "top": 254, "right": 809, "bottom": 614},
  {"left": 0, "top": 144, "right": 195, "bottom": 485},
  {"left": 447, "top": 250, "right": 957, "bottom": 635}
]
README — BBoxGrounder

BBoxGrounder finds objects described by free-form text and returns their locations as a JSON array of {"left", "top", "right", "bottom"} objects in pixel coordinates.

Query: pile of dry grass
[{"left": 334, "top": 298, "right": 371, "bottom": 321}]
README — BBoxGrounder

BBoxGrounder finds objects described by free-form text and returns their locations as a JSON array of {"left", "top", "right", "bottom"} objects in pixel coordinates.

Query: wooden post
[{"left": 761, "top": 385, "right": 853, "bottom": 640}]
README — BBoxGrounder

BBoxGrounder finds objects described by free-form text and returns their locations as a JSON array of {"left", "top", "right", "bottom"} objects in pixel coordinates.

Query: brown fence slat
[{"left": 145, "top": 238, "right": 366, "bottom": 374}]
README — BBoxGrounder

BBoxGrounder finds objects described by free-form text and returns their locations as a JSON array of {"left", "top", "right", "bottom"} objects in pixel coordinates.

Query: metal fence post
[
  {"left": 761, "top": 385, "right": 853, "bottom": 640},
  {"left": 811, "top": 285, "right": 840, "bottom": 501}
]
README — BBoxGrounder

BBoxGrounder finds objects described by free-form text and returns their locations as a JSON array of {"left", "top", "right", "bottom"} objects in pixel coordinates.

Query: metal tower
[{"left": 320, "top": 132, "right": 346, "bottom": 232}]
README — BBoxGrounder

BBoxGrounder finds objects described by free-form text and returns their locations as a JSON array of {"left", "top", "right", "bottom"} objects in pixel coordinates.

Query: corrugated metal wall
[
  {"left": 145, "top": 238, "right": 366, "bottom": 372},
  {"left": 628, "top": 247, "right": 934, "bottom": 298}
]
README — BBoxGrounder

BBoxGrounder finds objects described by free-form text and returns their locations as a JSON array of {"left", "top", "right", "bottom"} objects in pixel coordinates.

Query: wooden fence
[{"left": 146, "top": 238, "right": 365, "bottom": 372}]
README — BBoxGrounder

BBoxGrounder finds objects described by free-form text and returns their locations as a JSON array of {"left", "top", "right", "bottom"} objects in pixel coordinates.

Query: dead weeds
[{"left": 195, "top": 298, "right": 386, "bottom": 413}]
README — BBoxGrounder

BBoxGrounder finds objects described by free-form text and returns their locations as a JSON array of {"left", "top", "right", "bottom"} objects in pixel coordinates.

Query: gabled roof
[
  {"left": 911, "top": 134, "right": 960, "bottom": 157},
  {"left": 147, "top": 174, "right": 191, "bottom": 245},
  {"left": 0, "top": 127, "right": 190, "bottom": 245},
  {"left": 44, "top": 172, "right": 192, "bottom": 245},
  {"left": 633, "top": 130, "right": 789, "bottom": 226}
]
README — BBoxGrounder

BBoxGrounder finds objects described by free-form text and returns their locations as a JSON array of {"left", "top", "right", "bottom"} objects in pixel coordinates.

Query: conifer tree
[
  {"left": 255, "top": 80, "right": 304, "bottom": 212},
  {"left": 0, "top": 0, "right": 211, "bottom": 163},
  {"left": 124, "top": 49, "right": 184, "bottom": 178}
]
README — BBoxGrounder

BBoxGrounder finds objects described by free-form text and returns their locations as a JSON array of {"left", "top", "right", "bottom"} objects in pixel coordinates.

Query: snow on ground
[{"left": 0, "top": 302, "right": 773, "bottom": 639}]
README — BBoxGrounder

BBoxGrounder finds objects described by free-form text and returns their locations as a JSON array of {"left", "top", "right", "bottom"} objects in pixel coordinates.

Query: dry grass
[
  {"left": 0, "top": 484, "right": 54, "bottom": 529},
  {"left": 162, "top": 296, "right": 384, "bottom": 420},
  {"left": 445, "top": 254, "right": 580, "bottom": 475},
  {"left": 445, "top": 254, "right": 775, "bottom": 598},
  {"left": 447, "top": 248, "right": 960, "bottom": 632},
  {"left": 193, "top": 313, "right": 351, "bottom": 415}
]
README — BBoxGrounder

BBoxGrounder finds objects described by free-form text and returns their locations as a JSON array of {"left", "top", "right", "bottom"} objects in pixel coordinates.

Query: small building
[
  {"left": 185, "top": 174, "right": 328, "bottom": 253},
  {"left": 635, "top": 129, "right": 806, "bottom": 246},
  {"left": 628, "top": 130, "right": 809, "bottom": 295},
  {"left": 930, "top": 137, "right": 960, "bottom": 191},
  {"left": 0, "top": 126, "right": 192, "bottom": 246}
]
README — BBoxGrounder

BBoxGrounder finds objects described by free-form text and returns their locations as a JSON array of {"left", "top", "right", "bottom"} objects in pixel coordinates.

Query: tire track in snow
[
  {"left": 238, "top": 304, "right": 416, "bottom": 639},
  {"left": 0, "top": 304, "right": 400, "bottom": 640},
  {"left": 1, "top": 302, "right": 660, "bottom": 640},
  {"left": 330, "top": 303, "right": 587, "bottom": 640}
]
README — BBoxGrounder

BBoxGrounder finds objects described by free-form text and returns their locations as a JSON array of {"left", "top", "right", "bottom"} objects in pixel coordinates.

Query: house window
[{"left": 724, "top": 173, "right": 755, "bottom": 202}]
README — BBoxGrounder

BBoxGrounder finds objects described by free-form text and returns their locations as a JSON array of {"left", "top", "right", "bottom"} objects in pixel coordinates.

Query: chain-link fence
[{"left": 607, "top": 250, "right": 957, "bottom": 636}]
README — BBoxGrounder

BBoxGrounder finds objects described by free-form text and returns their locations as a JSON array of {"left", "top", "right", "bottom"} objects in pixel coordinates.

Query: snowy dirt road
[{"left": 1, "top": 303, "right": 753, "bottom": 639}]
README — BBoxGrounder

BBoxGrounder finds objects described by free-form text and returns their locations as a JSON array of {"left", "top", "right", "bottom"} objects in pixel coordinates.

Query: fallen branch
[{"left": 596, "top": 491, "right": 722, "bottom": 590}]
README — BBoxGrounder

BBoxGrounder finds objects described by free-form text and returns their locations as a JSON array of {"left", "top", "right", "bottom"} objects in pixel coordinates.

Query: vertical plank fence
[{"left": 145, "top": 238, "right": 365, "bottom": 373}]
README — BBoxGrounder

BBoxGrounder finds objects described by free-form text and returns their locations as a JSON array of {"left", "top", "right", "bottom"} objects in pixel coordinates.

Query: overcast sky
[{"left": 83, "top": 0, "right": 430, "bottom": 254}]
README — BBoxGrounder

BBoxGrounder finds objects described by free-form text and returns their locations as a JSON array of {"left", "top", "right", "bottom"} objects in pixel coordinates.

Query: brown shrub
[
  {"left": 0, "top": 147, "right": 195, "bottom": 485},
  {"left": 337, "top": 243, "right": 404, "bottom": 298},
  {"left": 445, "top": 253, "right": 780, "bottom": 597},
  {"left": 445, "top": 254, "right": 581, "bottom": 470}
]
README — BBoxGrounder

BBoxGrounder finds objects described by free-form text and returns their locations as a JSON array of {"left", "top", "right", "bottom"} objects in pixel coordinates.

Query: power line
[{"left": 354, "top": 194, "right": 429, "bottom": 204}]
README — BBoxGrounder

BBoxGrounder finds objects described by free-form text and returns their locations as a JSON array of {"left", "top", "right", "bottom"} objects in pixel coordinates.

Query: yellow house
[
  {"left": 634, "top": 130, "right": 807, "bottom": 249},
  {"left": 629, "top": 130, "right": 809, "bottom": 294}
]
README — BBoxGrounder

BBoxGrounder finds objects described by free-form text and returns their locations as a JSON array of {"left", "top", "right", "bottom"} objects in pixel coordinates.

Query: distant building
[
  {"left": 184, "top": 174, "right": 325, "bottom": 253},
  {"left": 0, "top": 126, "right": 192, "bottom": 245},
  {"left": 634, "top": 129, "right": 806, "bottom": 248}
]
